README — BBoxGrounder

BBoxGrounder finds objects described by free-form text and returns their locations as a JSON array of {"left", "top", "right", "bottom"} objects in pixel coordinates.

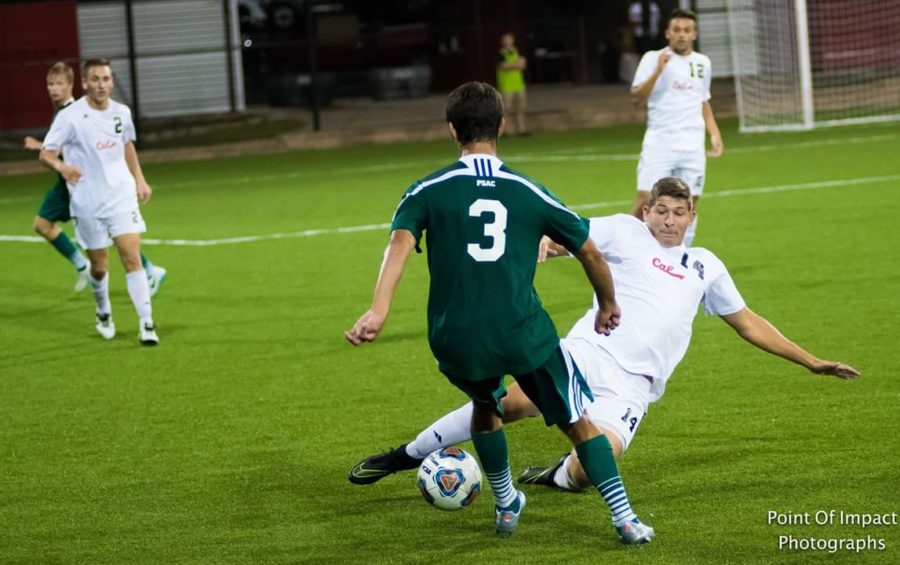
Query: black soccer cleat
[
  {"left": 517, "top": 453, "right": 569, "bottom": 489},
  {"left": 348, "top": 443, "right": 423, "bottom": 485}
]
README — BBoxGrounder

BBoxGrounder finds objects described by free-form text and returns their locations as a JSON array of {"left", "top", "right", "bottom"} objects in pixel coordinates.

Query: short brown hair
[
  {"left": 446, "top": 82, "right": 504, "bottom": 145},
  {"left": 649, "top": 177, "right": 692, "bottom": 208},
  {"left": 83, "top": 58, "right": 112, "bottom": 75},
  {"left": 47, "top": 62, "right": 74, "bottom": 84},
  {"left": 670, "top": 8, "right": 698, "bottom": 23}
]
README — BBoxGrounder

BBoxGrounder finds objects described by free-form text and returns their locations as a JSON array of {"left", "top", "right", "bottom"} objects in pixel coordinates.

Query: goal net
[{"left": 726, "top": 0, "right": 900, "bottom": 132}]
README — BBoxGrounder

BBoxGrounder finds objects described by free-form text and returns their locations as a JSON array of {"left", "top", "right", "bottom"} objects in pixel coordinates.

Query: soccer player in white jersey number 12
[
  {"left": 40, "top": 58, "right": 159, "bottom": 346},
  {"left": 629, "top": 8, "right": 724, "bottom": 247}
]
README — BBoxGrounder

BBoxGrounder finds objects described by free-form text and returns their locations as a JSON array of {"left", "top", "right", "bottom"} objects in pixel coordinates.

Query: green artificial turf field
[{"left": 1, "top": 118, "right": 898, "bottom": 563}]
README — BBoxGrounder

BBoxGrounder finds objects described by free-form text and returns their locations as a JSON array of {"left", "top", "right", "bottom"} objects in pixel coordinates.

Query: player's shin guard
[
  {"left": 407, "top": 403, "right": 474, "bottom": 459},
  {"left": 91, "top": 273, "right": 111, "bottom": 314},
  {"left": 125, "top": 269, "right": 153, "bottom": 322},
  {"left": 575, "top": 435, "right": 637, "bottom": 526},
  {"left": 471, "top": 428, "right": 518, "bottom": 510}
]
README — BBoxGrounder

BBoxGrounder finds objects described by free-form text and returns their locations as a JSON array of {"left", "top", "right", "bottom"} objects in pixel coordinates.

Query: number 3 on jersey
[{"left": 467, "top": 199, "right": 507, "bottom": 262}]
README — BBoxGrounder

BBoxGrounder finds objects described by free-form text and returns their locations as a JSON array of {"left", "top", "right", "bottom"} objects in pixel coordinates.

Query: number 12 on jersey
[{"left": 467, "top": 199, "right": 507, "bottom": 262}]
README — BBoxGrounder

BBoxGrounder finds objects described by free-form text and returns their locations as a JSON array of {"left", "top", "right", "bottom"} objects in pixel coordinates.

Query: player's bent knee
[{"left": 33, "top": 216, "right": 53, "bottom": 237}]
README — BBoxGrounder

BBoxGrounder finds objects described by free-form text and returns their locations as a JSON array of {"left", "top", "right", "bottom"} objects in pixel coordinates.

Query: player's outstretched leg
[{"left": 348, "top": 444, "right": 422, "bottom": 485}]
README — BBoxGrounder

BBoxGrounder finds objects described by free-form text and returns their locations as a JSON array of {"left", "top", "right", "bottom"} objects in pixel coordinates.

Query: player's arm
[
  {"left": 124, "top": 142, "right": 152, "bottom": 204},
  {"left": 703, "top": 101, "right": 724, "bottom": 157},
  {"left": 24, "top": 136, "right": 43, "bottom": 151},
  {"left": 537, "top": 235, "right": 569, "bottom": 262},
  {"left": 39, "top": 148, "right": 81, "bottom": 183},
  {"left": 573, "top": 237, "right": 620, "bottom": 335},
  {"left": 630, "top": 49, "right": 670, "bottom": 107},
  {"left": 721, "top": 307, "right": 860, "bottom": 379},
  {"left": 346, "top": 229, "right": 416, "bottom": 346}
]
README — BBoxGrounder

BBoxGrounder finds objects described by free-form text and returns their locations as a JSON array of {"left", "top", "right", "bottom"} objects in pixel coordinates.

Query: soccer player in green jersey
[
  {"left": 346, "top": 82, "right": 654, "bottom": 543},
  {"left": 25, "top": 62, "right": 166, "bottom": 296}
]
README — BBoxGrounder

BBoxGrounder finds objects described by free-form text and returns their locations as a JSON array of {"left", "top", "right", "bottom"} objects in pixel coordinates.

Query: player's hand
[
  {"left": 656, "top": 48, "right": 672, "bottom": 73},
  {"left": 23, "top": 136, "right": 42, "bottom": 151},
  {"left": 538, "top": 236, "right": 558, "bottom": 263},
  {"left": 345, "top": 309, "right": 387, "bottom": 346},
  {"left": 594, "top": 300, "right": 621, "bottom": 336},
  {"left": 708, "top": 133, "right": 724, "bottom": 157},
  {"left": 811, "top": 361, "right": 860, "bottom": 380},
  {"left": 58, "top": 164, "right": 82, "bottom": 184},
  {"left": 137, "top": 181, "right": 153, "bottom": 204}
]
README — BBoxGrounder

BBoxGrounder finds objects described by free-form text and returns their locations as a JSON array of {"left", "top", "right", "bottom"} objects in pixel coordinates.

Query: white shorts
[
  {"left": 73, "top": 208, "right": 146, "bottom": 250},
  {"left": 561, "top": 338, "right": 652, "bottom": 452},
  {"left": 637, "top": 146, "right": 706, "bottom": 197}
]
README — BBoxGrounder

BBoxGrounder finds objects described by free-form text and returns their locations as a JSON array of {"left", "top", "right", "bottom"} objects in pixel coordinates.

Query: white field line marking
[
  {"left": 1, "top": 174, "right": 895, "bottom": 247},
  {"left": 0, "top": 133, "right": 893, "bottom": 197},
  {"left": 49, "top": 131, "right": 891, "bottom": 191},
  {"left": 518, "top": 133, "right": 898, "bottom": 160}
]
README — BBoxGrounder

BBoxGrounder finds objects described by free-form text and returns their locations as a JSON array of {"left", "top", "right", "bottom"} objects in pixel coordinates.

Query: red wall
[{"left": 0, "top": 0, "right": 80, "bottom": 131}]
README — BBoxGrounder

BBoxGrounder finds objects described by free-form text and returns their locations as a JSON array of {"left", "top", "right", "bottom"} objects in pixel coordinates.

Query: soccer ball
[{"left": 417, "top": 447, "right": 482, "bottom": 511}]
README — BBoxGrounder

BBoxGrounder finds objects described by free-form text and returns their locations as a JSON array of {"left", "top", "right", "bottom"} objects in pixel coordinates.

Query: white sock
[
  {"left": 684, "top": 216, "right": 698, "bottom": 247},
  {"left": 552, "top": 455, "right": 581, "bottom": 491},
  {"left": 71, "top": 251, "right": 88, "bottom": 270},
  {"left": 91, "top": 273, "right": 111, "bottom": 315},
  {"left": 406, "top": 402, "right": 474, "bottom": 459},
  {"left": 126, "top": 269, "right": 153, "bottom": 323}
]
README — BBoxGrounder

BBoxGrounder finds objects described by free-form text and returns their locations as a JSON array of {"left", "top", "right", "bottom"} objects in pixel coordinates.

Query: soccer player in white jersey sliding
[
  {"left": 40, "top": 58, "right": 159, "bottom": 345},
  {"left": 349, "top": 177, "right": 858, "bottom": 499},
  {"left": 630, "top": 8, "right": 723, "bottom": 247}
]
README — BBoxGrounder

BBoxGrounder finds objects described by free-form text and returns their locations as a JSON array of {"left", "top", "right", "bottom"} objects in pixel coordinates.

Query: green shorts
[
  {"left": 37, "top": 176, "right": 71, "bottom": 223},
  {"left": 445, "top": 345, "right": 593, "bottom": 428}
]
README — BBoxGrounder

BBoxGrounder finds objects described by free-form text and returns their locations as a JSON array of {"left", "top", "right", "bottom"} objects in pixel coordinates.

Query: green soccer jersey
[{"left": 391, "top": 154, "right": 590, "bottom": 381}]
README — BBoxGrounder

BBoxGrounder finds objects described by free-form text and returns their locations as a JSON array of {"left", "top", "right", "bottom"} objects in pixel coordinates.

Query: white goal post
[{"left": 726, "top": 0, "right": 900, "bottom": 132}]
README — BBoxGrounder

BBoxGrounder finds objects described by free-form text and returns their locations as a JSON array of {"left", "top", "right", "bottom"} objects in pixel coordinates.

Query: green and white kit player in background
[
  {"left": 24, "top": 62, "right": 166, "bottom": 296},
  {"left": 346, "top": 82, "right": 655, "bottom": 544},
  {"left": 350, "top": 177, "right": 858, "bottom": 506},
  {"left": 40, "top": 59, "right": 160, "bottom": 345},
  {"left": 629, "top": 8, "right": 723, "bottom": 246}
]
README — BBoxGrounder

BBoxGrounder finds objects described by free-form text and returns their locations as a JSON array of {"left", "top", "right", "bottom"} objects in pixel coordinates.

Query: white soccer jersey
[
  {"left": 566, "top": 214, "right": 744, "bottom": 401},
  {"left": 42, "top": 96, "right": 138, "bottom": 218},
  {"left": 632, "top": 49, "right": 712, "bottom": 152}
]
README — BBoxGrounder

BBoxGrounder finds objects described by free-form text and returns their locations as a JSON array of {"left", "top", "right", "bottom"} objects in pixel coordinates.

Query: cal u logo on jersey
[{"left": 692, "top": 260, "right": 705, "bottom": 280}]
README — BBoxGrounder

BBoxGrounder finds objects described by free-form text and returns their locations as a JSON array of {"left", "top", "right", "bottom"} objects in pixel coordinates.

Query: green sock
[
  {"left": 471, "top": 428, "right": 518, "bottom": 510},
  {"left": 50, "top": 233, "right": 87, "bottom": 270},
  {"left": 576, "top": 435, "right": 636, "bottom": 525},
  {"left": 141, "top": 253, "right": 153, "bottom": 271}
]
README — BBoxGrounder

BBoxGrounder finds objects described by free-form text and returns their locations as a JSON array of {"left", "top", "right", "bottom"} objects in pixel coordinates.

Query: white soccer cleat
[
  {"left": 615, "top": 518, "right": 655, "bottom": 545},
  {"left": 139, "top": 321, "right": 159, "bottom": 346},
  {"left": 95, "top": 312, "right": 115, "bottom": 340},
  {"left": 74, "top": 262, "right": 91, "bottom": 293},
  {"left": 147, "top": 265, "right": 167, "bottom": 298}
]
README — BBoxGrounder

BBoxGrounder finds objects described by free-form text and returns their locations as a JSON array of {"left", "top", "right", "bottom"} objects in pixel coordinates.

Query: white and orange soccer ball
[{"left": 417, "top": 447, "right": 482, "bottom": 511}]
